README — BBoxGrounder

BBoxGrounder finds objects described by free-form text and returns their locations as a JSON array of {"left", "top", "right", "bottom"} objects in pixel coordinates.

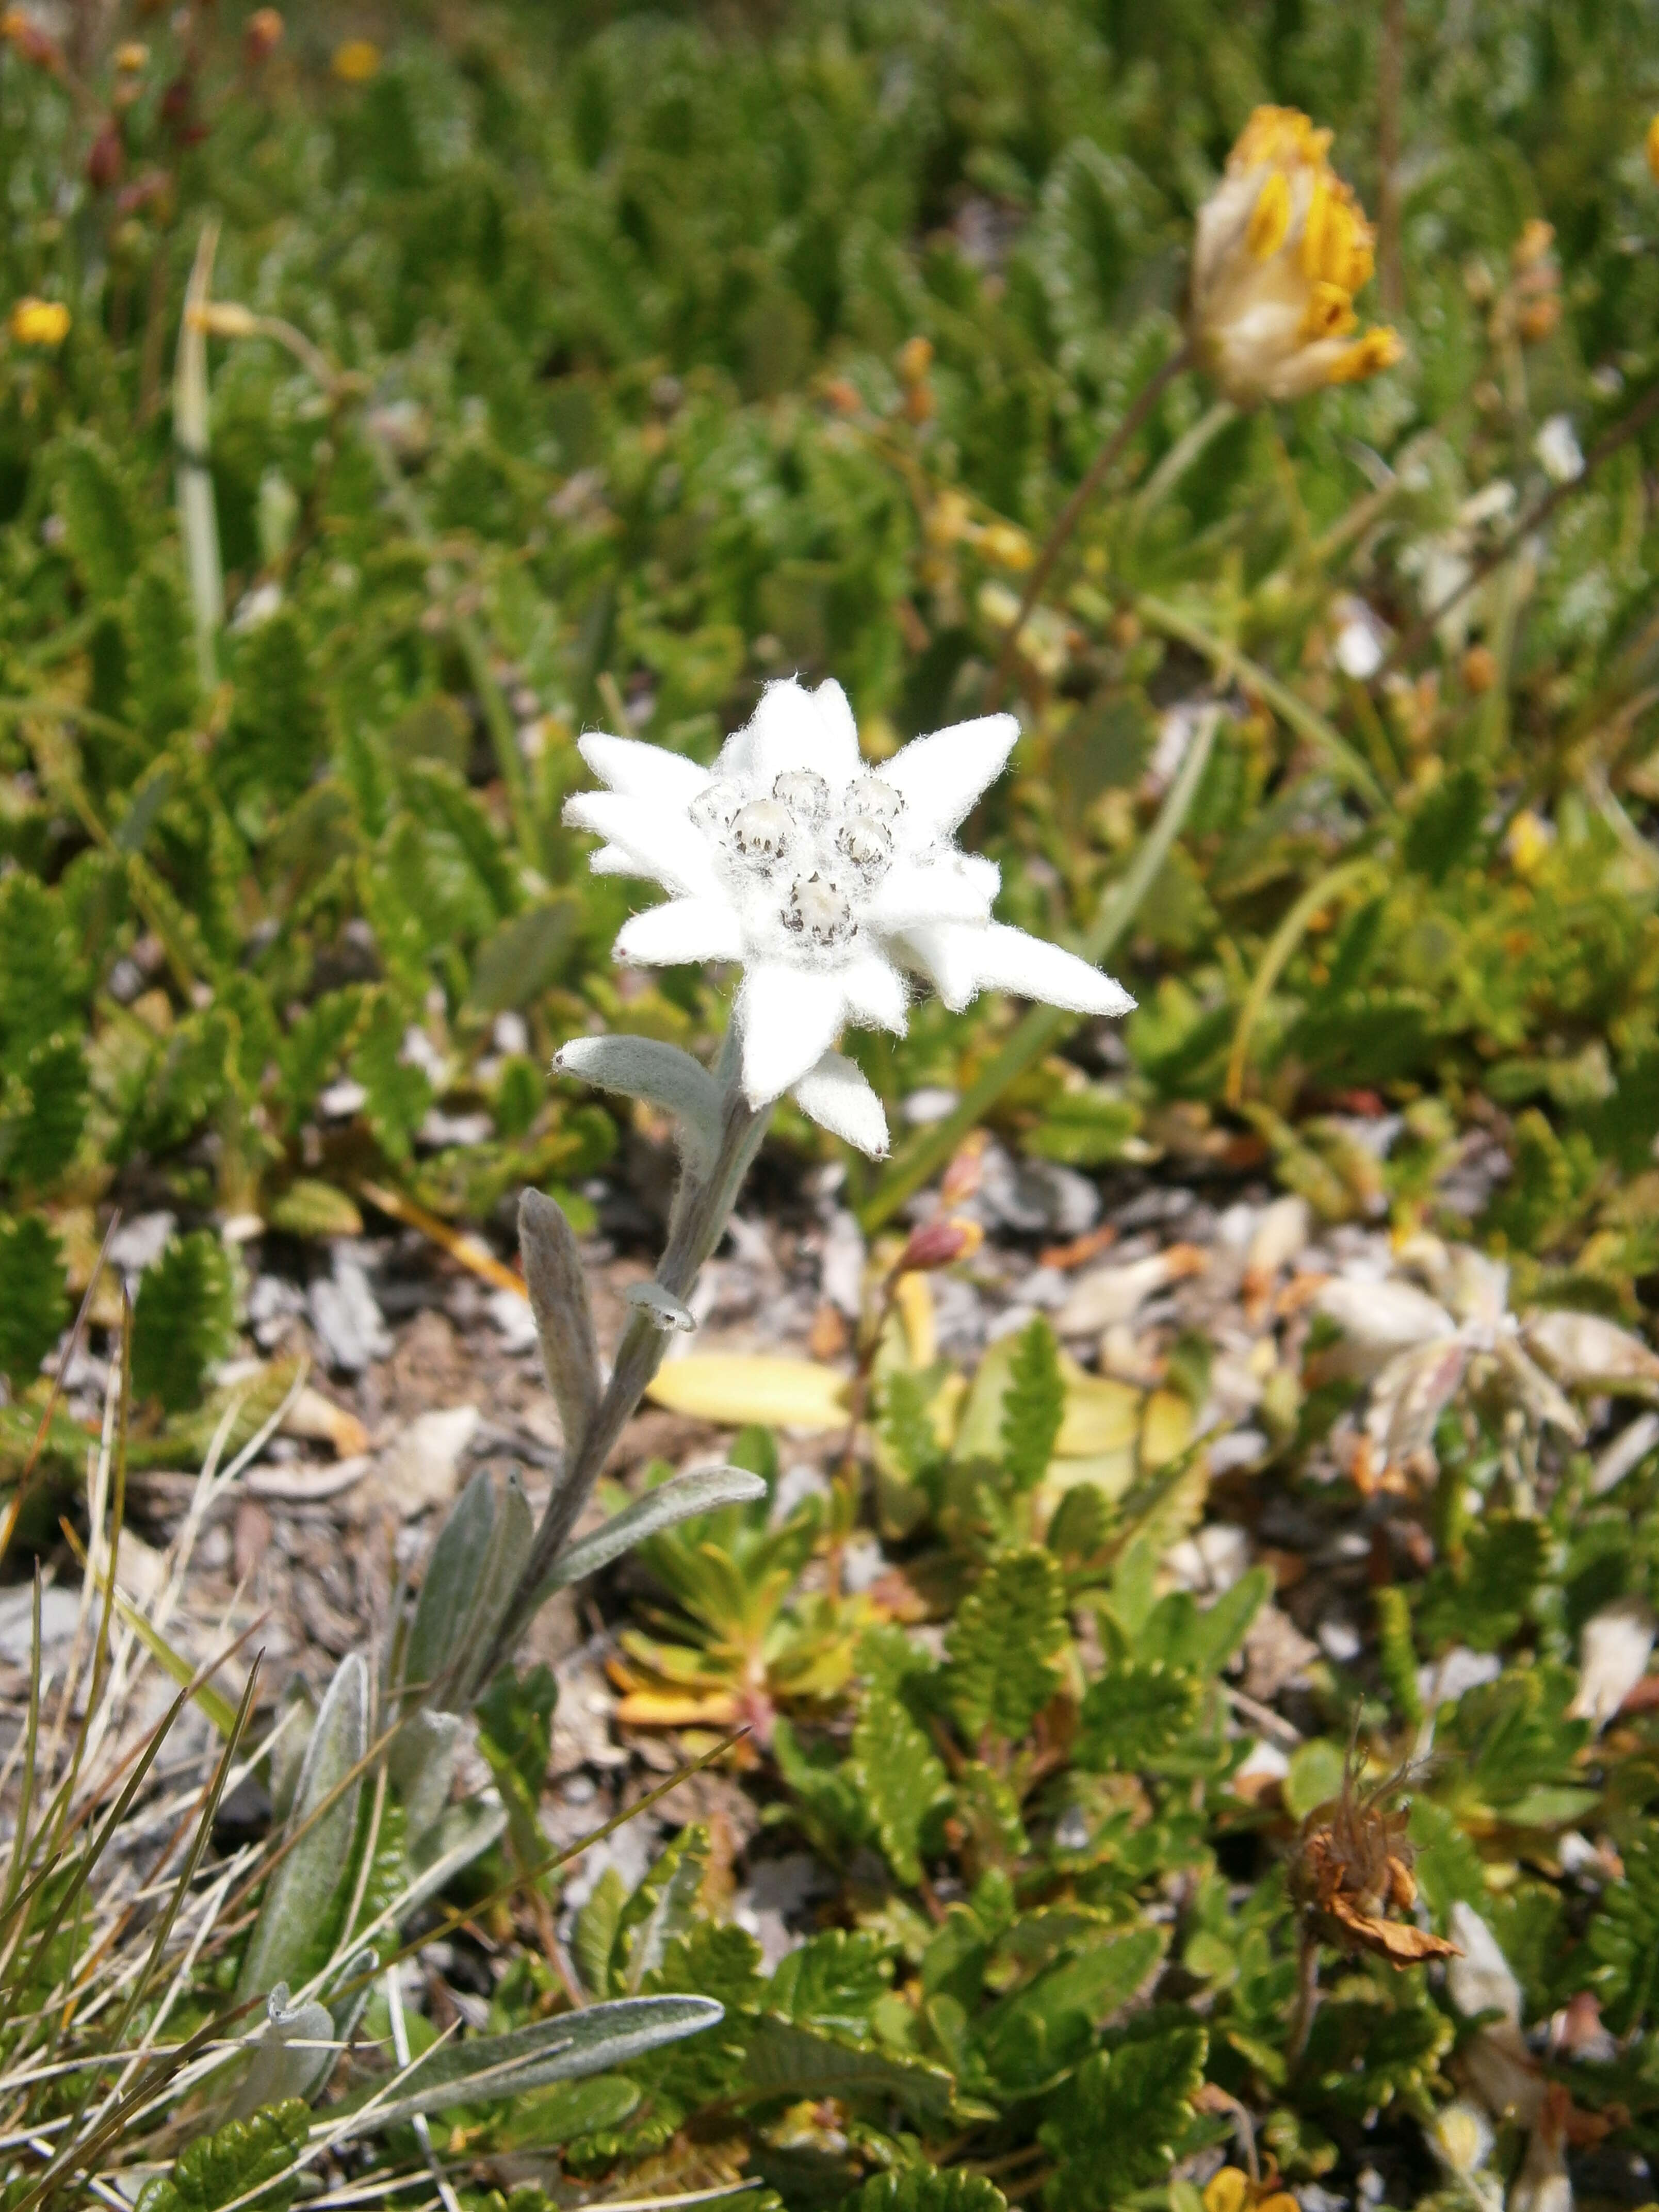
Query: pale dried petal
[
  {"left": 1524, "top": 1309, "right": 1659, "bottom": 1395},
  {"left": 1569, "top": 1596, "right": 1656, "bottom": 1729}
]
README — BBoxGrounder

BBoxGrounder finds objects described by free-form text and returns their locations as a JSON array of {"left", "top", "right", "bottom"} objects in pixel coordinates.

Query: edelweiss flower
[
  {"left": 1189, "top": 105, "right": 1403, "bottom": 408},
  {"left": 562, "top": 678, "right": 1133, "bottom": 1154}
]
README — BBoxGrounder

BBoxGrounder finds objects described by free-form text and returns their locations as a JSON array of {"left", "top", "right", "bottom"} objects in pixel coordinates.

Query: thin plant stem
[
  {"left": 1135, "top": 591, "right": 1389, "bottom": 810},
  {"left": 480, "top": 1054, "right": 773, "bottom": 1682},
  {"left": 174, "top": 220, "right": 224, "bottom": 689},
  {"left": 859, "top": 705, "right": 1221, "bottom": 1232},
  {"left": 985, "top": 338, "right": 1194, "bottom": 710},
  {"left": 1382, "top": 375, "right": 1659, "bottom": 672},
  {"left": 1223, "top": 853, "right": 1378, "bottom": 1107},
  {"left": 1286, "top": 1921, "right": 1322, "bottom": 2068}
]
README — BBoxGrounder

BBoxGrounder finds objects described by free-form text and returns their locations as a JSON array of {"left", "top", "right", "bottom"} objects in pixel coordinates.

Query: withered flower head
[{"left": 1291, "top": 1744, "right": 1459, "bottom": 1966}]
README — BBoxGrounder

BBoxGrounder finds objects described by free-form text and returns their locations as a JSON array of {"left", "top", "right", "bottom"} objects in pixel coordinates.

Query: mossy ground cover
[{"left": 2, "top": 3, "right": 1659, "bottom": 2208}]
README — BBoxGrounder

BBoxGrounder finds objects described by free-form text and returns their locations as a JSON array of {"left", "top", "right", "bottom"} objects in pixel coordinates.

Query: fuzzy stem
[{"left": 481, "top": 1054, "right": 771, "bottom": 1683}]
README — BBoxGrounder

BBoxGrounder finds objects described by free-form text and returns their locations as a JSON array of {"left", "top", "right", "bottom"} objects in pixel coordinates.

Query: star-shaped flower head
[{"left": 562, "top": 678, "right": 1134, "bottom": 1156}]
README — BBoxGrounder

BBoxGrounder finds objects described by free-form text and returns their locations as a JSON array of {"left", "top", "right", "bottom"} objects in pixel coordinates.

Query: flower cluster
[
  {"left": 563, "top": 678, "right": 1133, "bottom": 1152},
  {"left": 1190, "top": 105, "right": 1403, "bottom": 408}
]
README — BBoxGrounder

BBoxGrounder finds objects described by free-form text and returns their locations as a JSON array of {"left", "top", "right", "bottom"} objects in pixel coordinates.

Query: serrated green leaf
[
  {"left": 56, "top": 431, "right": 139, "bottom": 604},
  {"left": 853, "top": 1673, "right": 949, "bottom": 1887},
  {"left": 350, "top": 992, "right": 432, "bottom": 1163},
  {"left": 1076, "top": 1661, "right": 1201, "bottom": 1770},
  {"left": 0, "top": 1213, "right": 70, "bottom": 1385},
  {"left": 0, "top": 875, "right": 80, "bottom": 1075},
  {"left": 843, "top": 2170, "right": 1009, "bottom": 2212},
  {"left": 769, "top": 1929, "right": 891, "bottom": 2038},
  {"left": 946, "top": 1549, "right": 1067, "bottom": 1745},
  {"left": 131, "top": 1231, "right": 238, "bottom": 1413},
  {"left": 741, "top": 2015, "right": 958, "bottom": 2121},
  {"left": 0, "top": 1032, "right": 88, "bottom": 1191},
  {"left": 1039, "top": 2023, "right": 1207, "bottom": 2209},
  {"left": 1002, "top": 1316, "right": 1064, "bottom": 1493},
  {"left": 135, "top": 2097, "right": 310, "bottom": 2212}
]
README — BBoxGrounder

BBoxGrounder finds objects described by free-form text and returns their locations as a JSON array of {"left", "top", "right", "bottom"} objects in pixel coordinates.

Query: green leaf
[
  {"left": 1076, "top": 1661, "right": 1201, "bottom": 1770},
  {"left": 1404, "top": 768, "right": 1487, "bottom": 883},
  {"left": 131, "top": 1232, "right": 238, "bottom": 1413},
  {"left": 135, "top": 2097, "right": 310, "bottom": 2212},
  {"left": 842, "top": 2171, "right": 1009, "bottom": 2212},
  {"left": 946, "top": 1549, "right": 1067, "bottom": 1746},
  {"left": 339, "top": 1995, "right": 724, "bottom": 2129},
  {"left": 574, "top": 1866, "right": 629, "bottom": 2002},
  {"left": 497, "top": 2072, "right": 641, "bottom": 2151},
  {"left": 221, "top": 610, "right": 329, "bottom": 818},
  {"left": 1419, "top": 1514, "right": 1551, "bottom": 1654},
  {"left": 0, "top": 1033, "right": 88, "bottom": 1191},
  {"left": 769, "top": 1930, "right": 891, "bottom": 2039},
  {"left": 852, "top": 1673, "right": 949, "bottom": 1887},
  {"left": 237, "top": 1654, "right": 368, "bottom": 2006},
  {"left": 56, "top": 432, "right": 139, "bottom": 605},
  {"left": 617, "top": 1825, "right": 711, "bottom": 1995},
  {"left": 350, "top": 992, "right": 433, "bottom": 1163},
  {"left": 276, "top": 990, "right": 365, "bottom": 1129},
  {"left": 1585, "top": 1825, "right": 1659, "bottom": 2035},
  {"left": 0, "top": 875, "right": 80, "bottom": 1075},
  {"left": 548, "top": 1466, "right": 768, "bottom": 1591},
  {"left": 1001, "top": 1316, "right": 1064, "bottom": 1493},
  {"left": 129, "top": 563, "right": 200, "bottom": 744},
  {"left": 0, "top": 1213, "right": 70, "bottom": 1386},
  {"left": 1039, "top": 2025, "right": 1207, "bottom": 2209},
  {"left": 467, "top": 897, "right": 582, "bottom": 1014},
  {"left": 1300, "top": 1992, "right": 1451, "bottom": 2118},
  {"left": 741, "top": 2015, "right": 958, "bottom": 2121},
  {"left": 403, "top": 1468, "right": 499, "bottom": 1700}
]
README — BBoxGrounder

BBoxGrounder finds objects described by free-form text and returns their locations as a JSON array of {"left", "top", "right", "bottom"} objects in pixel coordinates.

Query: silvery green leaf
[
  {"left": 545, "top": 1466, "right": 767, "bottom": 1592},
  {"left": 520, "top": 1186, "right": 603, "bottom": 1456},
  {"left": 452, "top": 1471, "right": 533, "bottom": 1703},
  {"left": 402, "top": 1468, "right": 495, "bottom": 1700},
  {"left": 387, "top": 1709, "right": 459, "bottom": 1845},
  {"left": 624, "top": 1281, "right": 696, "bottom": 1332},
  {"left": 554, "top": 1035, "right": 722, "bottom": 1176},
  {"left": 328, "top": 1947, "right": 378, "bottom": 2069},
  {"left": 397, "top": 1801, "right": 508, "bottom": 1926},
  {"left": 237, "top": 1654, "right": 368, "bottom": 2006},
  {"left": 339, "top": 1994, "right": 723, "bottom": 2129},
  {"left": 231, "top": 1986, "right": 336, "bottom": 2116},
  {"left": 267, "top": 1677, "right": 316, "bottom": 1826}
]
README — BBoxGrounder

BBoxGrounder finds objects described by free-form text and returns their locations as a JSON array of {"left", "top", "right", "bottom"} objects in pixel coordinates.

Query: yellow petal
[
  {"left": 1300, "top": 280, "right": 1357, "bottom": 341},
  {"left": 9, "top": 297, "right": 69, "bottom": 346},
  {"left": 332, "top": 38, "right": 380, "bottom": 81},
  {"left": 646, "top": 1353, "right": 850, "bottom": 1431},
  {"left": 1247, "top": 169, "right": 1292, "bottom": 261},
  {"left": 1204, "top": 2170, "right": 1251, "bottom": 2212},
  {"left": 1326, "top": 326, "right": 1405, "bottom": 384},
  {"left": 1648, "top": 113, "right": 1659, "bottom": 187}
]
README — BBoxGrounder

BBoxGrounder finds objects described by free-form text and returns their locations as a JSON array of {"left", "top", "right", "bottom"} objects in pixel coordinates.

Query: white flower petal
[
  {"left": 902, "top": 920, "right": 1134, "bottom": 1017},
  {"left": 792, "top": 1050, "right": 889, "bottom": 1157},
  {"left": 725, "top": 677, "right": 863, "bottom": 792},
  {"left": 884, "top": 713, "right": 1019, "bottom": 838},
  {"left": 578, "top": 732, "right": 711, "bottom": 805},
  {"left": 1570, "top": 1596, "right": 1656, "bottom": 1730},
  {"left": 562, "top": 791, "right": 721, "bottom": 899},
  {"left": 737, "top": 963, "right": 847, "bottom": 1104},
  {"left": 614, "top": 898, "right": 745, "bottom": 967},
  {"left": 1317, "top": 1277, "right": 1456, "bottom": 1364},
  {"left": 868, "top": 853, "right": 999, "bottom": 932},
  {"left": 838, "top": 953, "right": 908, "bottom": 1032}
]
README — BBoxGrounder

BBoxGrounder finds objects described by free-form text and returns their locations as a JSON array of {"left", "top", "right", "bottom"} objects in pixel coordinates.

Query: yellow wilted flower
[
  {"left": 9, "top": 297, "right": 70, "bottom": 347},
  {"left": 332, "top": 38, "right": 380, "bottom": 83},
  {"left": 1189, "top": 105, "right": 1403, "bottom": 406}
]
